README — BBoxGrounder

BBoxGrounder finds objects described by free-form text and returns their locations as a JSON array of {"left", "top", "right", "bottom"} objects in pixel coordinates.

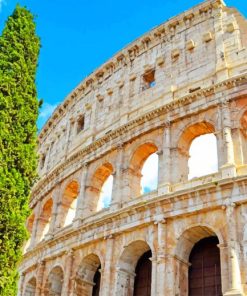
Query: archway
[
  {"left": 24, "top": 277, "right": 36, "bottom": 296},
  {"left": 175, "top": 225, "right": 223, "bottom": 296},
  {"left": 188, "top": 134, "right": 218, "bottom": 179},
  {"left": 133, "top": 250, "right": 152, "bottom": 296},
  {"left": 189, "top": 236, "right": 222, "bottom": 296},
  {"left": 116, "top": 240, "right": 152, "bottom": 295},
  {"left": 86, "top": 163, "right": 114, "bottom": 215},
  {"left": 37, "top": 198, "right": 53, "bottom": 241},
  {"left": 45, "top": 266, "right": 64, "bottom": 296},
  {"left": 177, "top": 122, "right": 217, "bottom": 181},
  {"left": 130, "top": 143, "right": 158, "bottom": 197},
  {"left": 73, "top": 254, "right": 101, "bottom": 296},
  {"left": 60, "top": 180, "right": 79, "bottom": 227}
]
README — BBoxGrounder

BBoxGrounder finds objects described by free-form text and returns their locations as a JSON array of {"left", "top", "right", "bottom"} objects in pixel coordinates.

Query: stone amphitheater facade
[{"left": 19, "top": 0, "right": 247, "bottom": 295}]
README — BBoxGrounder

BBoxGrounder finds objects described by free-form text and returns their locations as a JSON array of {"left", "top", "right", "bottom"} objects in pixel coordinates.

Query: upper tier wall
[{"left": 38, "top": 0, "right": 247, "bottom": 177}]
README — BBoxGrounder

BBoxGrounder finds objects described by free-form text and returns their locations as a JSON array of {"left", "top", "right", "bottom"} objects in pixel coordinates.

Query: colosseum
[{"left": 18, "top": 0, "right": 247, "bottom": 295}]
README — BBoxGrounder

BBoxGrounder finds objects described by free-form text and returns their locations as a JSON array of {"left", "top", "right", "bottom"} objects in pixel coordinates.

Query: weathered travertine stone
[{"left": 19, "top": 0, "right": 247, "bottom": 295}]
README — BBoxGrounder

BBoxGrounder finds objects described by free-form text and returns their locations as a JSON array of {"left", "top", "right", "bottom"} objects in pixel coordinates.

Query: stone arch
[
  {"left": 85, "top": 162, "right": 114, "bottom": 215},
  {"left": 73, "top": 253, "right": 102, "bottom": 296},
  {"left": 37, "top": 198, "right": 53, "bottom": 242},
  {"left": 129, "top": 142, "right": 158, "bottom": 197},
  {"left": 115, "top": 240, "right": 152, "bottom": 295},
  {"left": 44, "top": 265, "right": 64, "bottom": 296},
  {"left": 59, "top": 180, "right": 79, "bottom": 227},
  {"left": 24, "top": 276, "right": 36, "bottom": 296},
  {"left": 173, "top": 224, "right": 223, "bottom": 296},
  {"left": 175, "top": 121, "right": 217, "bottom": 182}
]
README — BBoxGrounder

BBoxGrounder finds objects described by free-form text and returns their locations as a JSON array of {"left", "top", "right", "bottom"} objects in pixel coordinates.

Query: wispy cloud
[{"left": 38, "top": 102, "right": 59, "bottom": 130}]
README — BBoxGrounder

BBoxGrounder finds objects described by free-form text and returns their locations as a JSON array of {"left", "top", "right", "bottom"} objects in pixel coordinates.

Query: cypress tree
[{"left": 0, "top": 5, "right": 40, "bottom": 295}]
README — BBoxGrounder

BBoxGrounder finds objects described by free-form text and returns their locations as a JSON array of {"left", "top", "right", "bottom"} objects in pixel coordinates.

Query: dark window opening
[
  {"left": 134, "top": 250, "right": 152, "bottom": 296},
  {"left": 40, "top": 154, "right": 46, "bottom": 169},
  {"left": 92, "top": 265, "right": 101, "bottom": 296},
  {"left": 142, "top": 70, "right": 156, "bottom": 91},
  {"left": 77, "top": 116, "right": 85, "bottom": 134}
]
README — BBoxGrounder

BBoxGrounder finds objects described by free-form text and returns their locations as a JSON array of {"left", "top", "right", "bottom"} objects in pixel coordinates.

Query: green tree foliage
[{"left": 0, "top": 5, "right": 40, "bottom": 295}]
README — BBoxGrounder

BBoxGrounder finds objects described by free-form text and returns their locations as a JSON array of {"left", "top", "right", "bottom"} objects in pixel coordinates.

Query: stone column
[
  {"left": 156, "top": 219, "right": 167, "bottom": 296},
  {"left": 35, "top": 260, "right": 46, "bottom": 296},
  {"left": 150, "top": 256, "right": 157, "bottom": 296},
  {"left": 47, "top": 185, "right": 62, "bottom": 237},
  {"left": 29, "top": 202, "right": 42, "bottom": 247},
  {"left": 158, "top": 123, "right": 171, "bottom": 195},
  {"left": 213, "top": 2, "right": 229, "bottom": 82},
  {"left": 220, "top": 101, "right": 236, "bottom": 178},
  {"left": 101, "top": 235, "right": 114, "bottom": 296},
  {"left": 17, "top": 273, "right": 25, "bottom": 296},
  {"left": 218, "top": 243, "right": 229, "bottom": 294},
  {"left": 114, "top": 268, "right": 135, "bottom": 296},
  {"left": 73, "top": 164, "right": 88, "bottom": 226},
  {"left": 111, "top": 145, "right": 124, "bottom": 210},
  {"left": 223, "top": 203, "right": 243, "bottom": 296},
  {"left": 62, "top": 250, "right": 74, "bottom": 296}
]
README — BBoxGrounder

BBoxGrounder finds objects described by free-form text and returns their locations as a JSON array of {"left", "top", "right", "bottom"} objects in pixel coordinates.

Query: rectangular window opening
[{"left": 142, "top": 69, "right": 156, "bottom": 91}]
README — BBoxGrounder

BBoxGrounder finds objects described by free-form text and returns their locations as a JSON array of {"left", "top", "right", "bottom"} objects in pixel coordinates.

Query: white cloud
[
  {"left": 38, "top": 102, "right": 60, "bottom": 130},
  {"left": 39, "top": 102, "right": 58, "bottom": 119}
]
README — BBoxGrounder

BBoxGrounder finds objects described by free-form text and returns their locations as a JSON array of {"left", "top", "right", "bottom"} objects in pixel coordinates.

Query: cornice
[
  {"left": 31, "top": 73, "right": 247, "bottom": 207},
  {"left": 21, "top": 174, "right": 247, "bottom": 273},
  {"left": 38, "top": 0, "right": 225, "bottom": 142}
]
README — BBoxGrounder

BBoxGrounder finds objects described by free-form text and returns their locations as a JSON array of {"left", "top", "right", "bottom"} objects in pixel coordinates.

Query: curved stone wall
[{"left": 19, "top": 0, "right": 247, "bottom": 295}]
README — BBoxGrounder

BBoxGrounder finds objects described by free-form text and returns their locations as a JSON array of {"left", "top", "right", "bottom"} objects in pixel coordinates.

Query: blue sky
[{"left": 0, "top": 0, "right": 246, "bottom": 129}]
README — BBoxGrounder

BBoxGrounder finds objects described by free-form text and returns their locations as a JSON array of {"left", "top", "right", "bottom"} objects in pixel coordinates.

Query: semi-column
[
  {"left": 156, "top": 219, "right": 167, "bottom": 296},
  {"left": 101, "top": 235, "right": 114, "bottom": 295},
  {"left": 220, "top": 101, "right": 236, "bottom": 178},
  {"left": 73, "top": 164, "right": 88, "bottom": 226},
  {"left": 224, "top": 203, "right": 243, "bottom": 296},
  {"left": 35, "top": 260, "right": 46, "bottom": 296},
  {"left": 111, "top": 145, "right": 124, "bottom": 210},
  {"left": 62, "top": 250, "right": 74, "bottom": 296},
  {"left": 158, "top": 123, "right": 171, "bottom": 195}
]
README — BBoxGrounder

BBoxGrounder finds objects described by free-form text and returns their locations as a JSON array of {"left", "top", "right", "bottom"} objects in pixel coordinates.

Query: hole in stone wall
[
  {"left": 77, "top": 115, "right": 85, "bottom": 134},
  {"left": 188, "top": 133, "right": 218, "bottom": 179},
  {"left": 142, "top": 70, "right": 156, "bottom": 91},
  {"left": 141, "top": 153, "right": 158, "bottom": 194}
]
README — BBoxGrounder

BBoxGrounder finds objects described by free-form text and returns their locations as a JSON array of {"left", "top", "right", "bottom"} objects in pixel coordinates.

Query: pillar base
[
  {"left": 224, "top": 289, "right": 244, "bottom": 296},
  {"left": 220, "top": 163, "right": 236, "bottom": 179},
  {"left": 158, "top": 183, "right": 171, "bottom": 195}
]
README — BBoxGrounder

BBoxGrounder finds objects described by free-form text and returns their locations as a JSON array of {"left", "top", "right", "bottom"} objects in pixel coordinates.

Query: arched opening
[
  {"left": 45, "top": 266, "right": 64, "bottom": 296},
  {"left": 25, "top": 277, "right": 36, "bottom": 296},
  {"left": 86, "top": 163, "right": 114, "bottom": 215},
  {"left": 189, "top": 237, "right": 221, "bottom": 296},
  {"left": 130, "top": 143, "right": 158, "bottom": 197},
  {"left": 24, "top": 213, "right": 35, "bottom": 252},
  {"left": 141, "top": 153, "right": 158, "bottom": 194},
  {"left": 177, "top": 122, "right": 217, "bottom": 182},
  {"left": 97, "top": 175, "right": 113, "bottom": 211},
  {"left": 38, "top": 198, "right": 53, "bottom": 241},
  {"left": 116, "top": 240, "right": 152, "bottom": 295},
  {"left": 73, "top": 254, "right": 101, "bottom": 296},
  {"left": 133, "top": 250, "right": 152, "bottom": 296},
  {"left": 60, "top": 181, "right": 79, "bottom": 227},
  {"left": 175, "top": 225, "right": 223, "bottom": 296},
  {"left": 188, "top": 134, "right": 218, "bottom": 179}
]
